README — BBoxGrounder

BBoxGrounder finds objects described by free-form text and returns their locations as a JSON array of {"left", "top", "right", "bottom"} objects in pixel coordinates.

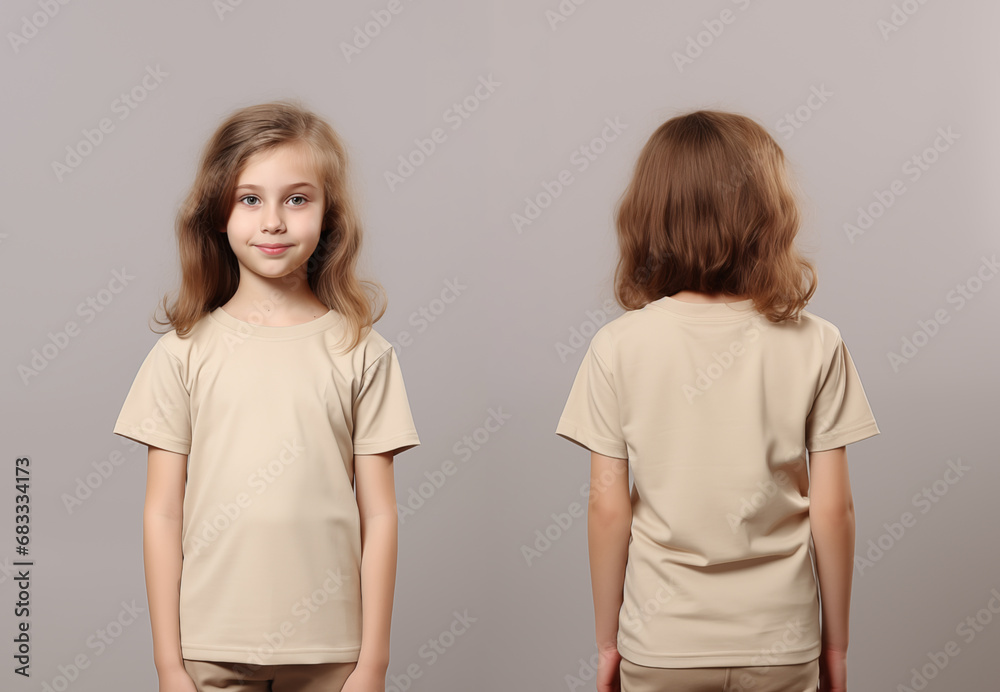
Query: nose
[{"left": 261, "top": 202, "right": 285, "bottom": 233}]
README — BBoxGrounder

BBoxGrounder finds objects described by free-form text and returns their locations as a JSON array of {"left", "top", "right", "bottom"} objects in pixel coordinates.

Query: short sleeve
[
  {"left": 805, "top": 334, "right": 881, "bottom": 452},
  {"left": 352, "top": 346, "right": 421, "bottom": 457},
  {"left": 112, "top": 339, "right": 192, "bottom": 455},
  {"left": 555, "top": 330, "right": 628, "bottom": 459}
]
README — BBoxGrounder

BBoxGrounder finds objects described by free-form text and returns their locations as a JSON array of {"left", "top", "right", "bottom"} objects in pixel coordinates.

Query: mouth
[{"left": 255, "top": 244, "right": 291, "bottom": 255}]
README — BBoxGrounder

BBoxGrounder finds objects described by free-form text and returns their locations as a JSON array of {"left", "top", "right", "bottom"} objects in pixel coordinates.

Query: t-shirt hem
[
  {"left": 807, "top": 419, "right": 880, "bottom": 452},
  {"left": 353, "top": 431, "right": 421, "bottom": 456},
  {"left": 181, "top": 643, "right": 360, "bottom": 665},
  {"left": 555, "top": 420, "right": 628, "bottom": 459},
  {"left": 618, "top": 640, "right": 821, "bottom": 668},
  {"left": 112, "top": 424, "right": 191, "bottom": 455}
]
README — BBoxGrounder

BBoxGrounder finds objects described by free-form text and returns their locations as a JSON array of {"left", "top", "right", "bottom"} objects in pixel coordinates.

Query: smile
[{"left": 256, "top": 245, "right": 290, "bottom": 256}]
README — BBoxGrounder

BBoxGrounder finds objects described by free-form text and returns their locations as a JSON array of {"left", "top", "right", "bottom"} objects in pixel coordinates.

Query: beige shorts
[
  {"left": 182, "top": 658, "right": 357, "bottom": 692},
  {"left": 619, "top": 656, "right": 819, "bottom": 692}
]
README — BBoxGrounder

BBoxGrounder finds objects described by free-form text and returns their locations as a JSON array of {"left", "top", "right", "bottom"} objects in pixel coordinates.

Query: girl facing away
[
  {"left": 556, "top": 110, "right": 880, "bottom": 692},
  {"left": 112, "top": 101, "right": 420, "bottom": 692}
]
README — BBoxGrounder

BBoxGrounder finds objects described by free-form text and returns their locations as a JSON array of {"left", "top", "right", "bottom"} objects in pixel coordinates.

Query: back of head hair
[
  {"left": 154, "top": 99, "right": 384, "bottom": 351},
  {"left": 613, "top": 109, "right": 817, "bottom": 323}
]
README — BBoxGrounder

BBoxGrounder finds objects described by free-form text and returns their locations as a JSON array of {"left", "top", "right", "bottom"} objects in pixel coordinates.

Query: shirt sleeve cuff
[
  {"left": 807, "top": 419, "right": 881, "bottom": 453},
  {"left": 353, "top": 431, "right": 421, "bottom": 457},
  {"left": 112, "top": 424, "right": 191, "bottom": 455},
  {"left": 556, "top": 420, "right": 628, "bottom": 459}
]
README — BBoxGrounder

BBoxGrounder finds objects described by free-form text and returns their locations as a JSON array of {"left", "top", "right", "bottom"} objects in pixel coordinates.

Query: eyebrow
[{"left": 235, "top": 182, "right": 318, "bottom": 191}]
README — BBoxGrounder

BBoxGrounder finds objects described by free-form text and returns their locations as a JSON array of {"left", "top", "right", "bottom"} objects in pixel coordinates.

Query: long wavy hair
[
  {"left": 153, "top": 99, "right": 384, "bottom": 351},
  {"left": 614, "top": 110, "right": 817, "bottom": 323}
]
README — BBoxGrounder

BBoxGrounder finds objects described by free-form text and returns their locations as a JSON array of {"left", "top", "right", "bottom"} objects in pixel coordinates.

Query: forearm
[
  {"left": 810, "top": 506, "right": 855, "bottom": 652},
  {"left": 357, "top": 512, "right": 397, "bottom": 671},
  {"left": 143, "top": 512, "right": 185, "bottom": 673},
  {"left": 588, "top": 506, "right": 631, "bottom": 650}
]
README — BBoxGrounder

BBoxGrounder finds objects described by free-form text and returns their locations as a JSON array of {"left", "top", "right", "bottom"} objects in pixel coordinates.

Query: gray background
[{"left": 3, "top": 0, "right": 999, "bottom": 690}]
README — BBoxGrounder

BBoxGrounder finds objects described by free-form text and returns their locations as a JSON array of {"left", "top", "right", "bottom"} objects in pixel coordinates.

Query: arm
[
  {"left": 587, "top": 451, "right": 632, "bottom": 652},
  {"left": 143, "top": 446, "right": 189, "bottom": 676},
  {"left": 809, "top": 446, "right": 855, "bottom": 689},
  {"left": 353, "top": 452, "right": 399, "bottom": 674}
]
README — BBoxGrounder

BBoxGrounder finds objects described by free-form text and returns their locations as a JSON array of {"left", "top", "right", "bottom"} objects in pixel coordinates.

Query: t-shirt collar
[
  {"left": 208, "top": 306, "right": 341, "bottom": 339},
  {"left": 647, "top": 295, "right": 757, "bottom": 320}
]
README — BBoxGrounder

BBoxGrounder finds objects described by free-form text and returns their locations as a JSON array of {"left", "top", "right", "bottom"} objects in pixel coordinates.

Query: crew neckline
[
  {"left": 208, "top": 306, "right": 340, "bottom": 340},
  {"left": 647, "top": 295, "right": 757, "bottom": 321}
]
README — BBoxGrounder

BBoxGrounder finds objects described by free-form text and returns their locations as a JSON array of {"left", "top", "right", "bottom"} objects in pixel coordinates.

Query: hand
[
  {"left": 341, "top": 661, "right": 385, "bottom": 692},
  {"left": 818, "top": 646, "right": 847, "bottom": 692},
  {"left": 158, "top": 665, "right": 198, "bottom": 692},
  {"left": 597, "top": 644, "right": 621, "bottom": 692}
]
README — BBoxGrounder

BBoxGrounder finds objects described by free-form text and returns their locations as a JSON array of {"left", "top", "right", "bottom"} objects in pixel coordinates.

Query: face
[{"left": 223, "top": 141, "right": 325, "bottom": 287}]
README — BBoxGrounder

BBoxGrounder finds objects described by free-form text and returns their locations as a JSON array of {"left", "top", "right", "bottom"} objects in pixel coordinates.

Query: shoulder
[
  {"left": 792, "top": 308, "right": 845, "bottom": 351},
  {"left": 358, "top": 325, "right": 394, "bottom": 361},
  {"left": 585, "top": 308, "right": 646, "bottom": 365},
  {"left": 326, "top": 322, "right": 397, "bottom": 375},
  {"left": 152, "top": 330, "right": 186, "bottom": 361},
  {"left": 589, "top": 302, "right": 664, "bottom": 347},
  {"left": 592, "top": 302, "right": 847, "bottom": 352},
  {"left": 152, "top": 311, "right": 215, "bottom": 362}
]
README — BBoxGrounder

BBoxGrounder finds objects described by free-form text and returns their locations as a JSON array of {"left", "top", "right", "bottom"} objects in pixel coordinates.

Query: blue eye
[{"left": 240, "top": 195, "right": 260, "bottom": 206}]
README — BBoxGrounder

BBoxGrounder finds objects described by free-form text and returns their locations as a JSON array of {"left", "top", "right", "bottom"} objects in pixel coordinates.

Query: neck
[
  {"left": 223, "top": 271, "right": 328, "bottom": 325},
  {"left": 669, "top": 290, "right": 749, "bottom": 304}
]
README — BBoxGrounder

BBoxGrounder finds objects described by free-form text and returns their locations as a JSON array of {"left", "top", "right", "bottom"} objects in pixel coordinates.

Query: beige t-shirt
[
  {"left": 113, "top": 307, "right": 420, "bottom": 665},
  {"left": 556, "top": 295, "right": 880, "bottom": 668}
]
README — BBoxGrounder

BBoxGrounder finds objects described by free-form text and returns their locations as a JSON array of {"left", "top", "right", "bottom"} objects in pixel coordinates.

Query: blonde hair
[
  {"left": 613, "top": 110, "right": 817, "bottom": 323},
  {"left": 153, "top": 99, "right": 384, "bottom": 351}
]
